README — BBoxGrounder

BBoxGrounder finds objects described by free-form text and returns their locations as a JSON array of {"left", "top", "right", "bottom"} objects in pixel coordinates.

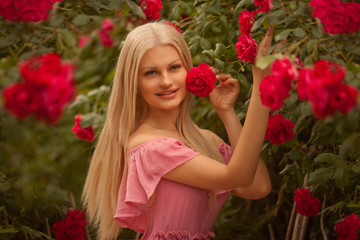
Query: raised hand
[{"left": 209, "top": 68, "right": 240, "bottom": 114}]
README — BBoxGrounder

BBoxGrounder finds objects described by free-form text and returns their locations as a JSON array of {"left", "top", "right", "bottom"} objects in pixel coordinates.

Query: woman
[{"left": 83, "top": 21, "right": 277, "bottom": 240}]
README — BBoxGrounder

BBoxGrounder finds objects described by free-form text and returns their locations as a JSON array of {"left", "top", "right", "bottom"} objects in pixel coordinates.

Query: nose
[{"left": 159, "top": 72, "right": 172, "bottom": 88}]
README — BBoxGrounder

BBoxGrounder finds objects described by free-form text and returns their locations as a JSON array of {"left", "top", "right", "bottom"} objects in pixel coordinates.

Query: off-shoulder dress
[{"left": 114, "top": 137, "right": 234, "bottom": 240}]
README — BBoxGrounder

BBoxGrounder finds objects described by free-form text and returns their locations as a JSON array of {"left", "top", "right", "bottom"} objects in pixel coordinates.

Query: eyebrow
[{"left": 139, "top": 59, "right": 182, "bottom": 72}]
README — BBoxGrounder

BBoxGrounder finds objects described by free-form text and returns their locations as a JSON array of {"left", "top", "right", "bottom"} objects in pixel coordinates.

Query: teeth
[{"left": 159, "top": 90, "right": 176, "bottom": 95}]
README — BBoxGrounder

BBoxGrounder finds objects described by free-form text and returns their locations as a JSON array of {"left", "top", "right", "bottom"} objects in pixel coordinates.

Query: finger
[
  {"left": 211, "top": 67, "right": 219, "bottom": 75},
  {"left": 273, "top": 39, "right": 287, "bottom": 54},
  {"left": 258, "top": 25, "right": 274, "bottom": 54},
  {"left": 216, "top": 73, "right": 232, "bottom": 81}
]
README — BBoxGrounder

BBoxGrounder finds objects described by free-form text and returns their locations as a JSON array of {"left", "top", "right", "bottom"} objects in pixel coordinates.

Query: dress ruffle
[{"left": 153, "top": 231, "right": 215, "bottom": 240}]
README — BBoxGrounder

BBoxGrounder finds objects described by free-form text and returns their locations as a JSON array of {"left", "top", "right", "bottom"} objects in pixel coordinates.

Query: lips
[{"left": 156, "top": 89, "right": 178, "bottom": 96}]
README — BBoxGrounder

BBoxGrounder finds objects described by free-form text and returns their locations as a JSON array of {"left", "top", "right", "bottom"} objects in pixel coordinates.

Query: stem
[
  {"left": 45, "top": 217, "right": 51, "bottom": 237},
  {"left": 267, "top": 222, "right": 275, "bottom": 240},
  {"left": 299, "top": 215, "right": 308, "bottom": 240},
  {"left": 291, "top": 213, "right": 303, "bottom": 240},
  {"left": 286, "top": 202, "right": 297, "bottom": 240},
  {"left": 320, "top": 195, "right": 328, "bottom": 240}
]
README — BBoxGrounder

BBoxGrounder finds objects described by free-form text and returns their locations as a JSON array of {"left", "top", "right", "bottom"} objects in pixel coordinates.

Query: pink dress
[{"left": 114, "top": 137, "right": 234, "bottom": 240}]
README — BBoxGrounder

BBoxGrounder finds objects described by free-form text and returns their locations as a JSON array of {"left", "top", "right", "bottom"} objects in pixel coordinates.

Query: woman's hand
[
  {"left": 209, "top": 69, "right": 240, "bottom": 114},
  {"left": 252, "top": 25, "right": 286, "bottom": 87}
]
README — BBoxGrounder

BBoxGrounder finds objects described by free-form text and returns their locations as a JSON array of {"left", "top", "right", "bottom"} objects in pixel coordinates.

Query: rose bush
[
  {"left": 265, "top": 114, "right": 295, "bottom": 145},
  {"left": 52, "top": 209, "right": 88, "bottom": 240},
  {"left": 293, "top": 188, "right": 321, "bottom": 218},
  {"left": 0, "top": 0, "right": 359, "bottom": 239},
  {"left": 336, "top": 214, "right": 360, "bottom": 240}
]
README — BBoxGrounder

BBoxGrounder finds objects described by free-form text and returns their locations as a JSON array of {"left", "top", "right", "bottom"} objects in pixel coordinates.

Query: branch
[
  {"left": 320, "top": 195, "right": 328, "bottom": 240},
  {"left": 286, "top": 202, "right": 297, "bottom": 240}
]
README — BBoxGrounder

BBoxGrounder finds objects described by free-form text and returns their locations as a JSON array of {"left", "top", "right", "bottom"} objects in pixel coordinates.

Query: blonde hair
[{"left": 82, "top": 22, "right": 223, "bottom": 240}]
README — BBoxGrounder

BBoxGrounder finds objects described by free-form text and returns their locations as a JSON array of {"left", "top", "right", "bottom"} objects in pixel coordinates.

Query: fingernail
[{"left": 268, "top": 25, "right": 273, "bottom": 31}]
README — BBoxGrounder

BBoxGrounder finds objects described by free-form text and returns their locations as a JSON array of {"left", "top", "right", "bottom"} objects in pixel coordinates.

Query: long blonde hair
[{"left": 82, "top": 22, "right": 223, "bottom": 240}]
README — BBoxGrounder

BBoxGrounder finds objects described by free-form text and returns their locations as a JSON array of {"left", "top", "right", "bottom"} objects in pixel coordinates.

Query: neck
[{"left": 144, "top": 108, "right": 179, "bottom": 131}]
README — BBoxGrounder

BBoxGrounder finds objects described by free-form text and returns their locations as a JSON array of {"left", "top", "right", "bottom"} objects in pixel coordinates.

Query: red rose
[
  {"left": 310, "top": 0, "right": 360, "bottom": 34},
  {"left": 260, "top": 58, "right": 296, "bottom": 110},
  {"left": 98, "top": 29, "right": 114, "bottom": 48},
  {"left": 293, "top": 188, "right": 321, "bottom": 218},
  {"left": 0, "top": 0, "right": 62, "bottom": 22},
  {"left": 265, "top": 114, "right": 295, "bottom": 145},
  {"left": 254, "top": 0, "right": 273, "bottom": 13},
  {"left": 140, "top": 0, "right": 162, "bottom": 21},
  {"left": 3, "top": 53, "right": 74, "bottom": 124},
  {"left": 336, "top": 214, "right": 360, "bottom": 240},
  {"left": 238, "top": 10, "right": 255, "bottom": 36},
  {"left": 186, "top": 63, "right": 217, "bottom": 97},
  {"left": 2, "top": 83, "right": 41, "bottom": 118},
  {"left": 165, "top": 20, "right": 181, "bottom": 34},
  {"left": 330, "top": 84, "right": 358, "bottom": 114},
  {"left": 52, "top": 209, "right": 88, "bottom": 240},
  {"left": 296, "top": 59, "right": 357, "bottom": 118},
  {"left": 236, "top": 34, "right": 257, "bottom": 64},
  {"left": 72, "top": 114, "right": 95, "bottom": 142}
]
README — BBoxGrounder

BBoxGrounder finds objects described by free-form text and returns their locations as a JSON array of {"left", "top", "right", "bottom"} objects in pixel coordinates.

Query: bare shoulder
[
  {"left": 128, "top": 132, "right": 159, "bottom": 150},
  {"left": 199, "top": 129, "right": 224, "bottom": 146}
]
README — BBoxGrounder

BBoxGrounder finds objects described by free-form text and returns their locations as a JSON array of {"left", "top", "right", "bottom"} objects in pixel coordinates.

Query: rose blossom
[
  {"left": 309, "top": 0, "right": 360, "bottom": 34},
  {"left": 2, "top": 83, "right": 41, "bottom": 118},
  {"left": 186, "top": 63, "right": 217, "bottom": 97},
  {"left": 260, "top": 58, "right": 297, "bottom": 110},
  {"left": 238, "top": 10, "right": 256, "bottom": 36},
  {"left": 98, "top": 29, "right": 114, "bottom": 48},
  {"left": 52, "top": 209, "right": 88, "bottom": 240},
  {"left": 296, "top": 59, "right": 358, "bottom": 118},
  {"left": 72, "top": 114, "right": 95, "bottom": 142},
  {"left": 293, "top": 188, "right": 321, "bottom": 218},
  {"left": 265, "top": 114, "right": 295, "bottom": 145},
  {"left": 336, "top": 214, "right": 360, "bottom": 240},
  {"left": 165, "top": 20, "right": 181, "bottom": 34},
  {"left": 0, "top": 0, "right": 63, "bottom": 22},
  {"left": 140, "top": 0, "right": 162, "bottom": 21},
  {"left": 254, "top": 0, "right": 273, "bottom": 13},
  {"left": 236, "top": 34, "right": 257, "bottom": 64},
  {"left": 79, "top": 35, "right": 90, "bottom": 48},
  {"left": 3, "top": 53, "right": 75, "bottom": 124},
  {"left": 101, "top": 18, "right": 114, "bottom": 31}
]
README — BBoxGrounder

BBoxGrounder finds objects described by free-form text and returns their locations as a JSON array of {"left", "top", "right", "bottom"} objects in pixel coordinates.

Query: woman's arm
[{"left": 163, "top": 26, "right": 274, "bottom": 190}]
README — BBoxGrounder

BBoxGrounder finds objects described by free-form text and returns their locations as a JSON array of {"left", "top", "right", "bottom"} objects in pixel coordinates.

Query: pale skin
[{"left": 130, "top": 26, "right": 281, "bottom": 200}]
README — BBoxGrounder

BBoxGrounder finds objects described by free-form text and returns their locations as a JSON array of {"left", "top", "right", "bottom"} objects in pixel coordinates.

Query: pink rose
[
  {"left": 72, "top": 114, "right": 95, "bottom": 142},
  {"left": 186, "top": 63, "right": 217, "bottom": 97},
  {"left": 254, "top": 0, "right": 273, "bottom": 13},
  {"left": 101, "top": 18, "right": 114, "bottom": 31},
  {"left": 79, "top": 35, "right": 90, "bottom": 48},
  {"left": 2, "top": 83, "right": 41, "bottom": 119},
  {"left": 0, "top": 0, "right": 62, "bottom": 22},
  {"left": 336, "top": 214, "right": 360, "bottom": 240},
  {"left": 265, "top": 114, "right": 295, "bottom": 145},
  {"left": 52, "top": 209, "right": 88, "bottom": 240},
  {"left": 236, "top": 34, "right": 257, "bottom": 64},
  {"left": 238, "top": 10, "right": 255, "bottom": 36},
  {"left": 140, "top": 0, "right": 162, "bottom": 21},
  {"left": 98, "top": 29, "right": 114, "bottom": 48},
  {"left": 293, "top": 188, "right": 321, "bottom": 218}
]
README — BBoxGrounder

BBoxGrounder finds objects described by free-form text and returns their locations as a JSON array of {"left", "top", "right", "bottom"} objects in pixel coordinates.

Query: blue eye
[
  {"left": 145, "top": 70, "right": 156, "bottom": 76},
  {"left": 170, "top": 64, "right": 181, "bottom": 71}
]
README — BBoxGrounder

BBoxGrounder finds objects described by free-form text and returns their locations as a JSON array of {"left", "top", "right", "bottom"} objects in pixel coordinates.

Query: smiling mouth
[{"left": 156, "top": 89, "right": 178, "bottom": 96}]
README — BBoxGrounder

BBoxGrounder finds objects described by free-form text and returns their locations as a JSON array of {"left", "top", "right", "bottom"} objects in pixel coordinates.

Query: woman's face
[{"left": 137, "top": 45, "right": 188, "bottom": 113}]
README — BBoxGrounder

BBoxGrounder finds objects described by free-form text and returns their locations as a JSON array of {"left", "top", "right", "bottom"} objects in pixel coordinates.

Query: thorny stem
[{"left": 320, "top": 195, "right": 328, "bottom": 240}]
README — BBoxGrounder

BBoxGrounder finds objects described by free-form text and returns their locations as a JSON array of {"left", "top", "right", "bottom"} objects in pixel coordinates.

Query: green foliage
[{"left": 0, "top": 0, "right": 359, "bottom": 239}]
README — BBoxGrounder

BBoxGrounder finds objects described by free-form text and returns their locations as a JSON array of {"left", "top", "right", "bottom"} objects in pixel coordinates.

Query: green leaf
[
  {"left": 313, "top": 153, "right": 339, "bottom": 165},
  {"left": 0, "top": 228, "right": 18, "bottom": 234},
  {"left": 308, "top": 167, "right": 334, "bottom": 185},
  {"left": 335, "top": 164, "right": 349, "bottom": 189},
  {"left": 255, "top": 53, "right": 282, "bottom": 69},
  {"left": 234, "top": 0, "right": 252, "bottom": 15},
  {"left": 124, "top": 0, "right": 146, "bottom": 19},
  {"left": 293, "top": 27, "right": 307, "bottom": 38},
  {"left": 350, "top": 165, "right": 360, "bottom": 174},
  {"left": 202, "top": 49, "right": 215, "bottom": 58},
  {"left": 72, "top": 14, "right": 90, "bottom": 26},
  {"left": 214, "top": 43, "right": 226, "bottom": 57},
  {"left": 215, "top": 58, "right": 225, "bottom": 72},
  {"left": 200, "top": 38, "right": 211, "bottom": 50},
  {"left": 205, "top": 6, "right": 221, "bottom": 16},
  {"left": 275, "top": 29, "right": 292, "bottom": 42}
]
